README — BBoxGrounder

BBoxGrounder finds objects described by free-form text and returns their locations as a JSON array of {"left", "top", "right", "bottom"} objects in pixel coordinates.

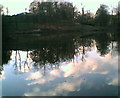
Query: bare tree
[{"left": 0, "top": 4, "right": 3, "bottom": 15}]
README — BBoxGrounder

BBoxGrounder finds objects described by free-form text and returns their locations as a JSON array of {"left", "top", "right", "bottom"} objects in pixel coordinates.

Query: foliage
[
  {"left": 29, "top": 1, "right": 75, "bottom": 23},
  {"left": 95, "top": 4, "right": 110, "bottom": 26},
  {"left": 2, "top": 2, "right": 119, "bottom": 35},
  {"left": 76, "top": 13, "right": 95, "bottom": 25}
]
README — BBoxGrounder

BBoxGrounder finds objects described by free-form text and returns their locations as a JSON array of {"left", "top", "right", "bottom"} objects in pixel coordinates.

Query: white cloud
[
  {"left": 24, "top": 78, "right": 84, "bottom": 96},
  {"left": 25, "top": 72, "right": 43, "bottom": 80}
]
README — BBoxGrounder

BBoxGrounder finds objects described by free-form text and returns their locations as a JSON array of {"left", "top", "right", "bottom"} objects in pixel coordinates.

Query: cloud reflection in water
[{"left": 23, "top": 45, "right": 118, "bottom": 96}]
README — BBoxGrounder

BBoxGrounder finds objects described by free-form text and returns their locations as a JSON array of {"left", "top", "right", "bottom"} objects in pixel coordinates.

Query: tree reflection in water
[
  {"left": 1, "top": 50, "right": 12, "bottom": 76},
  {"left": 29, "top": 37, "right": 97, "bottom": 75},
  {"left": 94, "top": 33, "right": 111, "bottom": 56},
  {"left": 2, "top": 32, "right": 119, "bottom": 75},
  {"left": 13, "top": 50, "right": 31, "bottom": 73},
  {"left": 30, "top": 39, "right": 75, "bottom": 75},
  {"left": 74, "top": 36, "right": 94, "bottom": 62},
  {"left": 2, "top": 50, "right": 12, "bottom": 65}
]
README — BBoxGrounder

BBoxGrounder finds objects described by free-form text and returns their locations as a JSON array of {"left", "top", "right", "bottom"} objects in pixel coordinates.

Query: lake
[{"left": 0, "top": 32, "right": 119, "bottom": 96}]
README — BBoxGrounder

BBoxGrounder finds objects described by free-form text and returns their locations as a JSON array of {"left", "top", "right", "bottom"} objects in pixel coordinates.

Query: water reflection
[
  {"left": 0, "top": 50, "right": 12, "bottom": 77},
  {"left": 94, "top": 33, "right": 111, "bottom": 56},
  {"left": 2, "top": 32, "right": 118, "bottom": 74},
  {"left": 30, "top": 39, "right": 75, "bottom": 66},
  {"left": 2, "top": 32, "right": 119, "bottom": 96},
  {"left": 2, "top": 50, "right": 12, "bottom": 65},
  {"left": 24, "top": 42, "right": 118, "bottom": 96}
]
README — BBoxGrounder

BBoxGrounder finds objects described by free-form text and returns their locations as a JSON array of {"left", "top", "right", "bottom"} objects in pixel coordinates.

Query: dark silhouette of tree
[
  {"left": 76, "top": 12, "right": 94, "bottom": 25},
  {"left": 29, "top": 1, "right": 75, "bottom": 23},
  {"left": 117, "top": 1, "right": 120, "bottom": 31},
  {"left": 95, "top": 4, "right": 110, "bottom": 26},
  {"left": 29, "top": 1, "right": 39, "bottom": 14}
]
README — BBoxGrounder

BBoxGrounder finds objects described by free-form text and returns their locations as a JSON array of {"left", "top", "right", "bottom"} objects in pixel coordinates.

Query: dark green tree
[
  {"left": 95, "top": 4, "right": 110, "bottom": 26},
  {"left": 29, "top": 1, "right": 75, "bottom": 23}
]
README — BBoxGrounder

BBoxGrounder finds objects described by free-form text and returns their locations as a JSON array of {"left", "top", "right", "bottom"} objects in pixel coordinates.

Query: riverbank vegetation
[{"left": 2, "top": 1, "right": 119, "bottom": 35}]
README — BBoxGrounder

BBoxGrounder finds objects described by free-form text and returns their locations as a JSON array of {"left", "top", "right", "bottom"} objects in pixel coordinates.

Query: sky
[{"left": 0, "top": 0, "right": 119, "bottom": 15}]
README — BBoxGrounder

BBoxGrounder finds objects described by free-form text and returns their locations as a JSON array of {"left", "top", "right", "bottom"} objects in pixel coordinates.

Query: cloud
[
  {"left": 108, "top": 77, "right": 118, "bottom": 86},
  {"left": 25, "top": 72, "right": 43, "bottom": 80},
  {"left": 27, "top": 79, "right": 45, "bottom": 86},
  {"left": 23, "top": 44, "right": 118, "bottom": 96},
  {"left": 50, "top": 69, "right": 61, "bottom": 77},
  {"left": 24, "top": 78, "right": 84, "bottom": 96}
]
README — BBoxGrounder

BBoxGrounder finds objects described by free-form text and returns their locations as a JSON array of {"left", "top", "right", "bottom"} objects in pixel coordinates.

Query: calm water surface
[{"left": 1, "top": 33, "right": 119, "bottom": 96}]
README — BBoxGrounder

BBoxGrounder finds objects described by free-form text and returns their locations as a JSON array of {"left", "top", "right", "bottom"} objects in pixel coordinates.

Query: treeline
[{"left": 2, "top": 1, "right": 119, "bottom": 33}]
